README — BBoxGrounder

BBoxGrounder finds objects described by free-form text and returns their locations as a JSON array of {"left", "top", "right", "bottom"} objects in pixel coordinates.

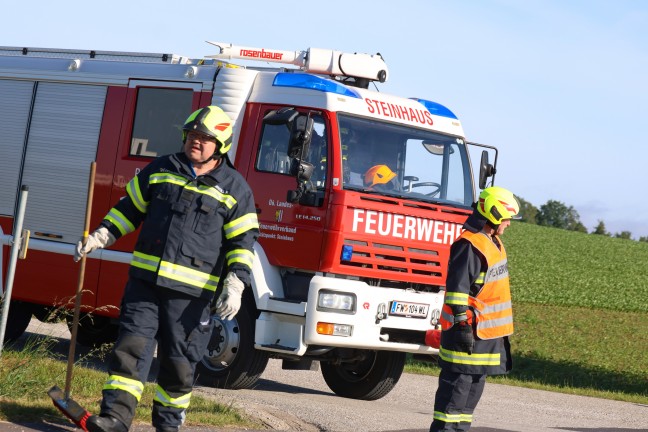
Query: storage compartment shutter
[
  {"left": 21, "top": 82, "right": 107, "bottom": 242},
  {"left": 0, "top": 80, "right": 35, "bottom": 216}
]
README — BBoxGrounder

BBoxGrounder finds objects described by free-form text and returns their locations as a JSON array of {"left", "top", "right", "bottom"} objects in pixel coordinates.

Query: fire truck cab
[{"left": 0, "top": 42, "right": 497, "bottom": 400}]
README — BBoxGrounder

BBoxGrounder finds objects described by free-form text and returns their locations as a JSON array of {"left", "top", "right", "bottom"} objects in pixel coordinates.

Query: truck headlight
[{"left": 317, "top": 290, "right": 356, "bottom": 313}]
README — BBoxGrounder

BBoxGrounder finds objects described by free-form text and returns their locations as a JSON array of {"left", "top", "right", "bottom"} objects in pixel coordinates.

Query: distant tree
[
  {"left": 516, "top": 197, "right": 538, "bottom": 224},
  {"left": 614, "top": 231, "right": 632, "bottom": 240},
  {"left": 572, "top": 221, "right": 588, "bottom": 233},
  {"left": 536, "top": 200, "right": 584, "bottom": 232},
  {"left": 639, "top": 236, "right": 648, "bottom": 242},
  {"left": 592, "top": 220, "right": 610, "bottom": 236}
]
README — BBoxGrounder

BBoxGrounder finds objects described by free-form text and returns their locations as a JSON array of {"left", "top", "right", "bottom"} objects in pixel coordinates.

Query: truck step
[
  {"left": 259, "top": 343, "right": 298, "bottom": 353},
  {"left": 281, "top": 358, "right": 319, "bottom": 371}
]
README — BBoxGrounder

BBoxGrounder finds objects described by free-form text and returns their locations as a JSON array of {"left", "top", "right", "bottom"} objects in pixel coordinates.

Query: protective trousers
[
  {"left": 430, "top": 370, "right": 486, "bottom": 432},
  {"left": 99, "top": 278, "right": 213, "bottom": 431}
]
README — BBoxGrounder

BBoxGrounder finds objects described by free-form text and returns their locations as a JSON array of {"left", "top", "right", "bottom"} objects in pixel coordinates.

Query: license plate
[{"left": 389, "top": 301, "right": 429, "bottom": 318}]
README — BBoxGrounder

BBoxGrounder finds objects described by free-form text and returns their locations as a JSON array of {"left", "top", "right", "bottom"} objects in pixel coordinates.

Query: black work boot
[
  {"left": 86, "top": 415, "right": 127, "bottom": 432},
  {"left": 156, "top": 427, "right": 179, "bottom": 432}
]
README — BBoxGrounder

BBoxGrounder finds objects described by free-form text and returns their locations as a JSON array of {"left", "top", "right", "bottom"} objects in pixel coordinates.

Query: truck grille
[
  {"left": 333, "top": 194, "right": 472, "bottom": 287},
  {"left": 342, "top": 238, "right": 442, "bottom": 278}
]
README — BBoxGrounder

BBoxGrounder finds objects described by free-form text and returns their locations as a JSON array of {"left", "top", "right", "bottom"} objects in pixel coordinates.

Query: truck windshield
[{"left": 339, "top": 114, "right": 473, "bottom": 207}]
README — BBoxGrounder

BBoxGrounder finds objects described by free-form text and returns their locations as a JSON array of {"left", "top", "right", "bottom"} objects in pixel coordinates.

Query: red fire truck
[{"left": 0, "top": 42, "right": 497, "bottom": 400}]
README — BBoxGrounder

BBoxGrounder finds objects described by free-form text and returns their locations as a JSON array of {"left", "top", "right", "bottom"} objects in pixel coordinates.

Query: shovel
[{"left": 48, "top": 161, "right": 97, "bottom": 431}]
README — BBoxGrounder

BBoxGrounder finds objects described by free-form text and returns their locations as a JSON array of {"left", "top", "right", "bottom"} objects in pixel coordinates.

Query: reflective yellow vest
[{"left": 440, "top": 230, "right": 513, "bottom": 339}]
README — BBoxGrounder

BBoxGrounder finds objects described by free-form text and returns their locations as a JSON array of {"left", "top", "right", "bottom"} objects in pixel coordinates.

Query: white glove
[
  {"left": 74, "top": 226, "right": 116, "bottom": 262},
  {"left": 215, "top": 272, "right": 245, "bottom": 320}
]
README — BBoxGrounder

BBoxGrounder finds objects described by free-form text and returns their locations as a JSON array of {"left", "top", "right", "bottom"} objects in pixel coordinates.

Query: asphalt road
[
  {"left": 8, "top": 320, "right": 648, "bottom": 432},
  {"left": 198, "top": 359, "right": 648, "bottom": 432}
]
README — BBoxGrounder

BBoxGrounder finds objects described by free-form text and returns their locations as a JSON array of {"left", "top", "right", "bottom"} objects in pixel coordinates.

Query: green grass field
[{"left": 408, "top": 221, "right": 648, "bottom": 403}]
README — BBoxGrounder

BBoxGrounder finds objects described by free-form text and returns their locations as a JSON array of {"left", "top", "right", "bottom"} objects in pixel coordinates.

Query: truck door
[
  {"left": 244, "top": 106, "right": 330, "bottom": 271},
  {"left": 96, "top": 80, "right": 204, "bottom": 309}
]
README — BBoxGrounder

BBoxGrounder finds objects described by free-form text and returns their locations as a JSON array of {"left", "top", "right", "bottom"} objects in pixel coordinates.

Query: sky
[{"left": 3, "top": 0, "right": 647, "bottom": 238}]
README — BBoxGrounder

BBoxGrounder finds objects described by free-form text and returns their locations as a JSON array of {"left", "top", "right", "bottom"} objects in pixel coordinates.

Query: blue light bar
[
  {"left": 413, "top": 98, "right": 458, "bottom": 119},
  {"left": 341, "top": 245, "right": 354, "bottom": 262},
  {"left": 273, "top": 73, "right": 361, "bottom": 98}
]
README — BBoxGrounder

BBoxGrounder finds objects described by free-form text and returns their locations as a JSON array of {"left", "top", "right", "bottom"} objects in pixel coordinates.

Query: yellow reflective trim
[
  {"left": 149, "top": 172, "right": 188, "bottom": 187},
  {"left": 224, "top": 213, "right": 259, "bottom": 239},
  {"left": 159, "top": 261, "right": 219, "bottom": 291},
  {"left": 460, "top": 413, "right": 473, "bottom": 422},
  {"left": 444, "top": 292, "right": 469, "bottom": 306},
  {"left": 103, "top": 374, "right": 144, "bottom": 401},
  {"left": 439, "top": 347, "right": 500, "bottom": 366},
  {"left": 105, "top": 208, "right": 136, "bottom": 236},
  {"left": 186, "top": 184, "right": 236, "bottom": 209},
  {"left": 226, "top": 249, "right": 254, "bottom": 269},
  {"left": 153, "top": 384, "right": 192, "bottom": 409},
  {"left": 148, "top": 172, "right": 237, "bottom": 208},
  {"left": 475, "top": 271, "right": 486, "bottom": 284},
  {"left": 126, "top": 176, "right": 148, "bottom": 213},
  {"left": 433, "top": 411, "right": 462, "bottom": 423},
  {"left": 131, "top": 251, "right": 160, "bottom": 272}
]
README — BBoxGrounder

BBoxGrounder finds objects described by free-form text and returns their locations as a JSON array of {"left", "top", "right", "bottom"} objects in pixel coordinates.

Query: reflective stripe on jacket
[
  {"left": 101, "top": 153, "right": 259, "bottom": 298},
  {"left": 439, "top": 230, "right": 513, "bottom": 339}
]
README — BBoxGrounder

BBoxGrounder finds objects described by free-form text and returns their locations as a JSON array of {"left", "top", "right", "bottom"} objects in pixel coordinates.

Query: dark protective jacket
[
  {"left": 101, "top": 153, "right": 259, "bottom": 300},
  {"left": 437, "top": 227, "right": 512, "bottom": 375}
]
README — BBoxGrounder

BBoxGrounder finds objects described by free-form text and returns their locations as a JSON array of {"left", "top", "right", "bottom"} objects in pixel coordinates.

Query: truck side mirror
[
  {"left": 289, "top": 159, "right": 314, "bottom": 181},
  {"left": 287, "top": 114, "right": 314, "bottom": 159},
  {"left": 287, "top": 160, "right": 318, "bottom": 204},
  {"left": 263, "top": 107, "right": 299, "bottom": 125},
  {"left": 263, "top": 108, "right": 320, "bottom": 206},
  {"left": 479, "top": 150, "right": 496, "bottom": 189}
]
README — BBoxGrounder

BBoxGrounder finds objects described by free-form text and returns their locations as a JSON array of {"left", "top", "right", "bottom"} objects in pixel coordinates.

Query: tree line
[{"left": 517, "top": 198, "right": 647, "bottom": 242}]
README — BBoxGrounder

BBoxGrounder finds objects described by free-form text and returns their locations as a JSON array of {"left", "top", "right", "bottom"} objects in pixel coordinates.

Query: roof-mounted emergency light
[
  {"left": 273, "top": 73, "right": 361, "bottom": 98},
  {"left": 206, "top": 41, "right": 388, "bottom": 88},
  {"left": 413, "top": 98, "right": 458, "bottom": 120}
]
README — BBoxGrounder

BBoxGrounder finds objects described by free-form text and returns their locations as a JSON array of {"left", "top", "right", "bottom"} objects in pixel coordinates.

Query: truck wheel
[
  {"left": 195, "top": 302, "right": 269, "bottom": 390},
  {"left": 32, "top": 305, "right": 60, "bottom": 323},
  {"left": 3, "top": 301, "right": 33, "bottom": 343},
  {"left": 66, "top": 313, "right": 118, "bottom": 347},
  {"left": 321, "top": 350, "right": 406, "bottom": 400}
]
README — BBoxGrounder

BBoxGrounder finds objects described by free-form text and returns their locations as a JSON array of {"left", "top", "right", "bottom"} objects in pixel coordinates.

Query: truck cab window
[
  {"left": 340, "top": 114, "right": 473, "bottom": 207},
  {"left": 129, "top": 88, "right": 193, "bottom": 158},
  {"left": 256, "top": 114, "right": 328, "bottom": 188},
  {"left": 306, "top": 119, "right": 328, "bottom": 188},
  {"left": 256, "top": 123, "right": 292, "bottom": 174}
]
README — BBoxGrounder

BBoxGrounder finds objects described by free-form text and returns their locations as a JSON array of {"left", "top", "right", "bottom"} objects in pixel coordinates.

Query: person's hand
[
  {"left": 74, "top": 227, "right": 115, "bottom": 262},
  {"left": 214, "top": 272, "right": 245, "bottom": 320},
  {"left": 453, "top": 321, "right": 474, "bottom": 354}
]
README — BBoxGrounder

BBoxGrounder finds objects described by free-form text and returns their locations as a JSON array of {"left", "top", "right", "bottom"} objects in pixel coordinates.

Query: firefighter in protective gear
[
  {"left": 430, "top": 186, "right": 519, "bottom": 432},
  {"left": 76, "top": 106, "right": 259, "bottom": 432}
]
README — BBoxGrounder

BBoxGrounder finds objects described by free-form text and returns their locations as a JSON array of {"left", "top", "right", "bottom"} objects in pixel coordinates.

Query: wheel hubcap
[{"left": 201, "top": 315, "right": 240, "bottom": 372}]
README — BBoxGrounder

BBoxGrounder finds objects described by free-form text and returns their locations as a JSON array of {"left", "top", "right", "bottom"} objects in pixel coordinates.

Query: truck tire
[
  {"left": 321, "top": 350, "right": 406, "bottom": 400},
  {"left": 66, "top": 313, "right": 118, "bottom": 347},
  {"left": 3, "top": 300, "right": 33, "bottom": 343},
  {"left": 32, "top": 305, "right": 60, "bottom": 323},
  {"left": 195, "top": 302, "right": 269, "bottom": 390}
]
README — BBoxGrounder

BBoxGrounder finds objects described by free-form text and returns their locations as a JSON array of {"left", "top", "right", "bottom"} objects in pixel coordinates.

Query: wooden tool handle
[{"left": 65, "top": 161, "right": 96, "bottom": 398}]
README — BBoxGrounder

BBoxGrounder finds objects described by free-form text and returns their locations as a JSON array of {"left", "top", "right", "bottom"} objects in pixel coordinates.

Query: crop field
[{"left": 506, "top": 222, "right": 648, "bottom": 313}]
